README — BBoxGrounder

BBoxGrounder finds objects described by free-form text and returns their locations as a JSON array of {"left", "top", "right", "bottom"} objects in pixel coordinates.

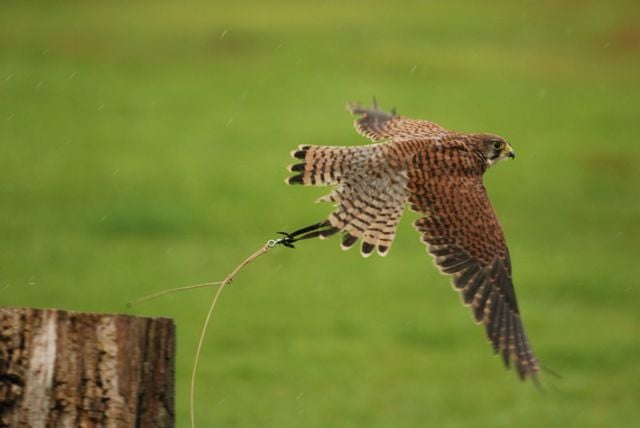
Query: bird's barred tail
[
  {"left": 286, "top": 144, "right": 407, "bottom": 257},
  {"left": 286, "top": 145, "right": 371, "bottom": 186}
]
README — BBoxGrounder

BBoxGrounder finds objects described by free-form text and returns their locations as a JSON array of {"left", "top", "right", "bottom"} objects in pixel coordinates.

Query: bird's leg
[{"left": 277, "top": 220, "right": 337, "bottom": 248}]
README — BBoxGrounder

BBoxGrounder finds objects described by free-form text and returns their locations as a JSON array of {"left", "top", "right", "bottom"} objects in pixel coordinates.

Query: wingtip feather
[{"left": 287, "top": 175, "right": 304, "bottom": 185}]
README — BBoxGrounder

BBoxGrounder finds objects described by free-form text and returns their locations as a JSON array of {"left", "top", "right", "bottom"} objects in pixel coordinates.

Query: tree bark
[{"left": 0, "top": 307, "right": 175, "bottom": 428}]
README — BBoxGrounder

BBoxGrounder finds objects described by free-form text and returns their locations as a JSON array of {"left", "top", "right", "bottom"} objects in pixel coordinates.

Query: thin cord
[
  {"left": 127, "top": 281, "right": 224, "bottom": 306},
  {"left": 190, "top": 240, "right": 280, "bottom": 428},
  {"left": 128, "top": 236, "right": 293, "bottom": 428},
  {"left": 190, "top": 280, "right": 226, "bottom": 428}
]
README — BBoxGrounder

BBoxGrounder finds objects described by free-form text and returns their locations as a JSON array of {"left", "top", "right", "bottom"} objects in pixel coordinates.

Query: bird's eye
[{"left": 492, "top": 141, "right": 504, "bottom": 150}]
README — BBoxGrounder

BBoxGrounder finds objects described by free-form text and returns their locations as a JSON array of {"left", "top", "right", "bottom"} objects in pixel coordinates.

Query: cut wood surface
[{"left": 0, "top": 307, "right": 175, "bottom": 428}]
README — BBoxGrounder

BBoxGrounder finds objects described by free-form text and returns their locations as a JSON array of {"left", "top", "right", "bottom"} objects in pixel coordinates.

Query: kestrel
[{"left": 284, "top": 101, "right": 540, "bottom": 381}]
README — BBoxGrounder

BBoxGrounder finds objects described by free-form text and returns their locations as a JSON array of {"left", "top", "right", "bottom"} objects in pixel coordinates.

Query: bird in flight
[{"left": 284, "top": 101, "right": 540, "bottom": 381}]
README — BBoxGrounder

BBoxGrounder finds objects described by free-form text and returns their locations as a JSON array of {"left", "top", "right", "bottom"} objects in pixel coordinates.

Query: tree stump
[{"left": 0, "top": 307, "right": 175, "bottom": 428}]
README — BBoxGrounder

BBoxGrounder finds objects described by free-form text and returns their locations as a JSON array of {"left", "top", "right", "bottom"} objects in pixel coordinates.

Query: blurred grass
[{"left": 1, "top": 0, "right": 639, "bottom": 426}]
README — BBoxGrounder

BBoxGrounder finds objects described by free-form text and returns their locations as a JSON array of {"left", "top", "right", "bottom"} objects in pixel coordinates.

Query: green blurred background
[{"left": 2, "top": 0, "right": 639, "bottom": 426}]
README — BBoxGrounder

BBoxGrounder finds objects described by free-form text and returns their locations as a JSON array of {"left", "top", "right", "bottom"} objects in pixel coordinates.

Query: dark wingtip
[
  {"left": 347, "top": 98, "right": 385, "bottom": 116},
  {"left": 292, "top": 149, "right": 307, "bottom": 160},
  {"left": 289, "top": 163, "right": 305, "bottom": 172},
  {"left": 320, "top": 227, "right": 339, "bottom": 238},
  {"left": 361, "top": 241, "right": 375, "bottom": 256},
  {"left": 341, "top": 233, "right": 358, "bottom": 249},
  {"left": 540, "top": 364, "right": 562, "bottom": 380},
  {"left": 501, "top": 349, "right": 511, "bottom": 368},
  {"left": 347, "top": 101, "right": 365, "bottom": 116},
  {"left": 287, "top": 175, "right": 304, "bottom": 185}
]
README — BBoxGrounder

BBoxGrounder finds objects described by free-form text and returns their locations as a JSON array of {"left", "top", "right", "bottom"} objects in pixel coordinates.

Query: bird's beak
[{"left": 504, "top": 144, "right": 516, "bottom": 159}]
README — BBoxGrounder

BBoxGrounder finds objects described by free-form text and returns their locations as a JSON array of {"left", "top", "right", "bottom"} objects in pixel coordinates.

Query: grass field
[{"left": 2, "top": 1, "right": 639, "bottom": 426}]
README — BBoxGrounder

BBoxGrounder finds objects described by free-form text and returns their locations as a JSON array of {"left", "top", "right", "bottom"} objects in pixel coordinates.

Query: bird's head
[{"left": 476, "top": 134, "right": 515, "bottom": 167}]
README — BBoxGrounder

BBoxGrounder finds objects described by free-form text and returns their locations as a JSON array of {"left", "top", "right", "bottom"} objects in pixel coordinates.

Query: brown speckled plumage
[{"left": 286, "top": 102, "right": 539, "bottom": 381}]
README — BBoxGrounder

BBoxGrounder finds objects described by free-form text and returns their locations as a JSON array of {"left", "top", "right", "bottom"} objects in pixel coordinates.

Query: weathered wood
[{"left": 0, "top": 307, "right": 175, "bottom": 428}]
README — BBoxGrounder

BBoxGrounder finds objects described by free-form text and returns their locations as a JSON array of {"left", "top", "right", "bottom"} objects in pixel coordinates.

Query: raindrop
[
  {"left": 410, "top": 64, "right": 417, "bottom": 73},
  {"left": 98, "top": 103, "right": 105, "bottom": 111},
  {"left": 537, "top": 89, "right": 547, "bottom": 99},
  {"left": 112, "top": 169, "right": 120, "bottom": 176},
  {"left": 35, "top": 81, "right": 44, "bottom": 89},
  {"left": 7, "top": 113, "right": 14, "bottom": 121},
  {"left": 69, "top": 71, "right": 76, "bottom": 79},
  {"left": 220, "top": 29, "right": 228, "bottom": 38},
  {"left": 5, "top": 74, "right": 13, "bottom": 82},
  {"left": 226, "top": 118, "right": 234, "bottom": 127}
]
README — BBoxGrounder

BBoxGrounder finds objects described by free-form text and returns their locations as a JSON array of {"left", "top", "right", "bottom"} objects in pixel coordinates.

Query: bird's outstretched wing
[
  {"left": 407, "top": 157, "right": 540, "bottom": 380},
  {"left": 348, "top": 101, "right": 450, "bottom": 142}
]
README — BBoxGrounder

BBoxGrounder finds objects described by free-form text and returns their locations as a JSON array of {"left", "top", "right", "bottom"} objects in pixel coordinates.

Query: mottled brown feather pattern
[
  {"left": 348, "top": 102, "right": 450, "bottom": 141},
  {"left": 288, "top": 142, "right": 411, "bottom": 256},
  {"left": 285, "top": 102, "right": 540, "bottom": 381}
]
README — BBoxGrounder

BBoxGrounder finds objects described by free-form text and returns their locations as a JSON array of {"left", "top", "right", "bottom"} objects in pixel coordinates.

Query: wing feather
[
  {"left": 348, "top": 102, "right": 450, "bottom": 142},
  {"left": 409, "top": 149, "right": 539, "bottom": 380}
]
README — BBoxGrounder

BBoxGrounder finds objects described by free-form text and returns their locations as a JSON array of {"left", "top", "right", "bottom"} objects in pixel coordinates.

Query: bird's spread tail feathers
[
  {"left": 286, "top": 145, "right": 372, "bottom": 186},
  {"left": 286, "top": 143, "right": 408, "bottom": 257}
]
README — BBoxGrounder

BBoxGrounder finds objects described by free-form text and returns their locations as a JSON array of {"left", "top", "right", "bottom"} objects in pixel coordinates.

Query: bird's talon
[{"left": 277, "top": 231, "right": 294, "bottom": 240}]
